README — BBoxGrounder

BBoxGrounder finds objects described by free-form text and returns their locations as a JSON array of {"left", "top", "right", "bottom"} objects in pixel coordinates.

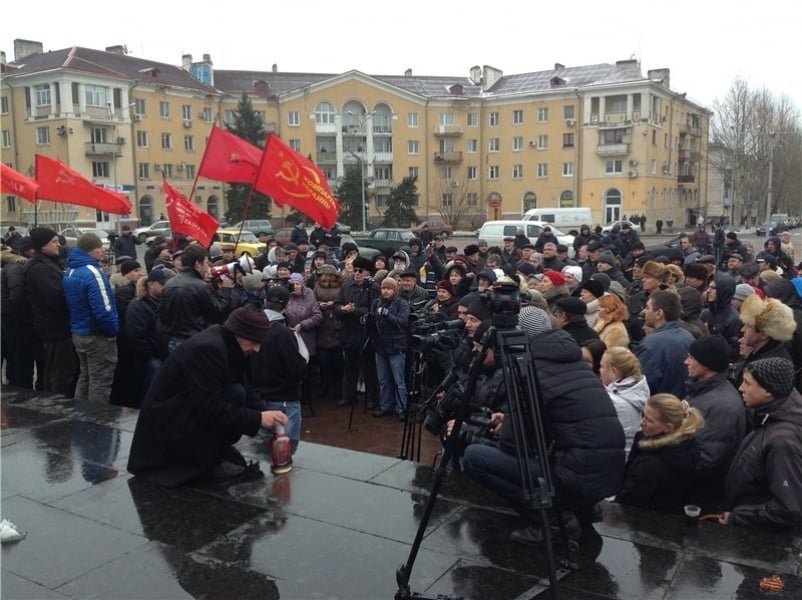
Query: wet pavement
[{"left": 2, "top": 384, "right": 801, "bottom": 599}]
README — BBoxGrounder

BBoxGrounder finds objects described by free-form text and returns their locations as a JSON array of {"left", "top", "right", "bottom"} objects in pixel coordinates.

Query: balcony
[
  {"left": 677, "top": 174, "right": 696, "bottom": 184},
  {"left": 433, "top": 151, "right": 463, "bottom": 163},
  {"left": 85, "top": 142, "right": 122, "bottom": 157},
  {"left": 678, "top": 149, "right": 690, "bottom": 161},
  {"left": 433, "top": 125, "right": 463, "bottom": 137},
  {"left": 596, "top": 143, "right": 629, "bottom": 157}
]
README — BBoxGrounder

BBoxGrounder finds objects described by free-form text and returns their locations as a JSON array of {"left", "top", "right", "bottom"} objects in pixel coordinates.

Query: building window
[
  {"left": 489, "top": 138, "right": 500, "bottom": 152},
  {"left": 467, "top": 113, "right": 478, "bottom": 127},
  {"left": 489, "top": 112, "right": 499, "bottom": 126},
  {"left": 513, "top": 164, "right": 524, "bottom": 179},
  {"left": 467, "top": 192, "right": 478, "bottom": 206},
  {"left": 468, "top": 139, "right": 478, "bottom": 153},
  {"left": 1, "top": 130, "right": 10, "bottom": 148},
  {"left": 409, "top": 166, "right": 419, "bottom": 179},
  {"left": 537, "top": 107, "right": 548, "bottom": 122},
  {"left": 184, "top": 135, "right": 195, "bottom": 151},
  {"left": 408, "top": 112, "right": 419, "bottom": 128},
  {"left": 36, "top": 126, "right": 50, "bottom": 145},
  {"left": 537, "top": 163, "right": 548, "bottom": 178},
  {"left": 90, "top": 126, "right": 107, "bottom": 143},
  {"left": 85, "top": 85, "right": 109, "bottom": 108},
  {"left": 563, "top": 133, "right": 574, "bottom": 148},
  {"left": 512, "top": 136, "right": 523, "bottom": 151},
  {"left": 288, "top": 111, "right": 300, "bottom": 126},
  {"left": 651, "top": 159, "right": 657, "bottom": 174},
  {"left": 442, "top": 193, "right": 453, "bottom": 207},
  {"left": 200, "top": 107, "right": 212, "bottom": 122},
  {"left": 537, "top": 134, "right": 548, "bottom": 149},
  {"left": 606, "top": 160, "right": 623, "bottom": 173},
  {"left": 134, "top": 98, "right": 146, "bottom": 116},
  {"left": 289, "top": 139, "right": 301, "bottom": 151},
  {"left": 159, "top": 101, "right": 170, "bottom": 118},
  {"left": 408, "top": 140, "right": 419, "bottom": 154},
  {"left": 439, "top": 112, "right": 455, "bottom": 126},
  {"left": 315, "top": 102, "right": 335, "bottom": 124},
  {"left": 139, "top": 163, "right": 150, "bottom": 179},
  {"left": 1, "top": 96, "right": 8, "bottom": 114},
  {"left": 523, "top": 192, "right": 537, "bottom": 211},
  {"left": 224, "top": 110, "right": 235, "bottom": 125},
  {"left": 489, "top": 165, "right": 499, "bottom": 180},
  {"left": 562, "top": 162, "right": 574, "bottom": 176},
  {"left": 560, "top": 191, "right": 575, "bottom": 207},
  {"left": 92, "top": 161, "right": 110, "bottom": 178},
  {"left": 563, "top": 105, "right": 575, "bottom": 120},
  {"left": 6, "top": 196, "right": 17, "bottom": 213},
  {"left": 182, "top": 105, "right": 192, "bottom": 121},
  {"left": 467, "top": 166, "right": 477, "bottom": 180},
  {"left": 513, "top": 109, "right": 524, "bottom": 125},
  {"left": 442, "top": 165, "right": 453, "bottom": 180},
  {"left": 602, "top": 129, "right": 625, "bottom": 144},
  {"left": 137, "top": 131, "right": 149, "bottom": 147},
  {"left": 163, "top": 164, "right": 174, "bottom": 179},
  {"left": 34, "top": 84, "right": 51, "bottom": 107},
  {"left": 186, "top": 165, "right": 196, "bottom": 180},
  {"left": 161, "top": 133, "right": 172, "bottom": 150}
]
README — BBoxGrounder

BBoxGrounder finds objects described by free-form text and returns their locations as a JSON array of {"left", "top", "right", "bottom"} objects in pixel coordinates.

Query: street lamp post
[
  {"left": 766, "top": 131, "right": 775, "bottom": 225},
  {"left": 345, "top": 111, "right": 374, "bottom": 232}
]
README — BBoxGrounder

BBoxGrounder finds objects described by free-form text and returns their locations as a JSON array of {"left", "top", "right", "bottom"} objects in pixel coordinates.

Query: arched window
[
  {"left": 207, "top": 195, "right": 220, "bottom": 220},
  {"left": 603, "top": 188, "right": 622, "bottom": 224},
  {"left": 138, "top": 195, "right": 154, "bottom": 226},
  {"left": 523, "top": 192, "right": 537, "bottom": 212},
  {"left": 314, "top": 102, "right": 335, "bottom": 125},
  {"left": 559, "top": 190, "right": 574, "bottom": 207}
]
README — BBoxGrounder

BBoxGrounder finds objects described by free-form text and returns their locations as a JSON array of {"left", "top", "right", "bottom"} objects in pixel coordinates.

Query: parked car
[
  {"left": 351, "top": 228, "right": 417, "bottom": 256},
  {"left": 601, "top": 220, "right": 640, "bottom": 233},
  {"left": 132, "top": 220, "right": 171, "bottom": 244},
  {"left": 1, "top": 225, "right": 30, "bottom": 242},
  {"left": 411, "top": 220, "right": 453, "bottom": 237},
  {"left": 755, "top": 221, "right": 787, "bottom": 236},
  {"left": 59, "top": 227, "right": 112, "bottom": 250},
  {"left": 231, "top": 219, "right": 274, "bottom": 237},
  {"left": 215, "top": 229, "right": 266, "bottom": 258}
]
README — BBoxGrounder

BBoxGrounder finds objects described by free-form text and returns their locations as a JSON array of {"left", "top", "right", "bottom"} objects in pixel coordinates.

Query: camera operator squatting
[
  {"left": 369, "top": 277, "right": 410, "bottom": 419},
  {"left": 456, "top": 294, "right": 626, "bottom": 546}
]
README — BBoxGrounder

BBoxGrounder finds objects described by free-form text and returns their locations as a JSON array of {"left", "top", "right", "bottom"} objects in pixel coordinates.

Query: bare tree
[{"left": 431, "top": 172, "right": 481, "bottom": 230}]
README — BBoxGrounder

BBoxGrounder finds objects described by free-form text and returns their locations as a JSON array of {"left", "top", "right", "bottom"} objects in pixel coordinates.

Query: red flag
[
  {"left": 197, "top": 125, "right": 263, "bottom": 184},
  {"left": 1, "top": 163, "right": 39, "bottom": 203},
  {"left": 35, "top": 155, "right": 132, "bottom": 214},
  {"left": 163, "top": 178, "right": 218, "bottom": 248},
  {"left": 252, "top": 133, "right": 341, "bottom": 228}
]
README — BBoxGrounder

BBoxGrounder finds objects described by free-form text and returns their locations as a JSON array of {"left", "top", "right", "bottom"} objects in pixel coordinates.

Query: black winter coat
[
  {"left": 724, "top": 391, "right": 802, "bottom": 533},
  {"left": 333, "top": 278, "right": 379, "bottom": 350},
  {"left": 127, "top": 325, "right": 262, "bottom": 487},
  {"left": 617, "top": 431, "right": 700, "bottom": 513},
  {"left": 508, "top": 329, "right": 626, "bottom": 504},
  {"left": 159, "top": 267, "right": 232, "bottom": 340},
  {"left": 21, "top": 251, "right": 71, "bottom": 341},
  {"left": 248, "top": 312, "right": 307, "bottom": 404}
]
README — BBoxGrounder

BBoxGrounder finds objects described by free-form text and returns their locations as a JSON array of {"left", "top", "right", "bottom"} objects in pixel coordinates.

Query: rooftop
[{"left": 2, "top": 385, "right": 800, "bottom": 599}]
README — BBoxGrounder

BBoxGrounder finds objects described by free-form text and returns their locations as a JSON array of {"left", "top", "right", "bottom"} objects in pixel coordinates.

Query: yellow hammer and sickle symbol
[{"left": 277, "top": 159, "right": 301, "bottom": 185}]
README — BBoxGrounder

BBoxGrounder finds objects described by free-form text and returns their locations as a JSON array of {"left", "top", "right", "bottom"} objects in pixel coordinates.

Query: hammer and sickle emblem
[{"left": 276, "top": 159, "right": 300, "bottom": 186}]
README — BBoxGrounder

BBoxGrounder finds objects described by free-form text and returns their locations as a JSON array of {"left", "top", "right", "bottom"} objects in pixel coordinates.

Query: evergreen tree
[
  {"left": 382, "top": 176, "right": 419, "bottom": 227},
  {"left": 333, "top": 164, "right": 366, "bottom": 229},
  {"left": 224, "top": 93, "right": 272, "bottom": 224}
]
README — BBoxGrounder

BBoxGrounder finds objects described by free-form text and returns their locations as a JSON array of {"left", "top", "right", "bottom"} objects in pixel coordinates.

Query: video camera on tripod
[{"left": 408, "top": 308, "right": 464, "bottom": 353}]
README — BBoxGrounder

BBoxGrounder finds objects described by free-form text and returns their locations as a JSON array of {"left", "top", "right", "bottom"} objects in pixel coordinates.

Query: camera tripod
[{"left": 395, "top": 324, "right": 575, "bottom": 600}]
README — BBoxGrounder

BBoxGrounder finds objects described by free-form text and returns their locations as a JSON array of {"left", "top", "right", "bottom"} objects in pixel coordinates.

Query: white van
[
  {"left": 522, "top": 208, "right": 591, "bottom": 235},
  {"left": 477, "top": 220, "right": 575, "bottom": 255}
]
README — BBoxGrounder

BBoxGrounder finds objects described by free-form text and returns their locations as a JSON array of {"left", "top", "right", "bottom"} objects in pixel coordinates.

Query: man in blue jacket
[
  {"left": 369, "top": 276, "right": 410, "bottom": 419},
  {"left": 63, "top": 233, "right": 119, "bottom": 403}
]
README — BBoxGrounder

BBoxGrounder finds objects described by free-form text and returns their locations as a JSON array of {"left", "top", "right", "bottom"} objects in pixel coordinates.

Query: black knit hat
[
  {"left": 119, "top": 260, "right": 142, "bottom": 276},
  {"left": 688, "top": 335, "right": 730, "bottom": 373},
  {"left": 352, "top": 256, "right": 374, "bottom": 273},
  {"left": 224, "top": 306, "right": 271, "bottom": 343},
  {"left": 466, "top": 299, "right": 493, "bottom": 322},
  {"left": 684, "top": 262, "right": 709, "bottom": 281},
  {"left": 581, "top": 279, "right": 605, "bottom": 299},
  {"left": 29, "top": 227, "right": 57, "bottom": 251},
  {"left": 746, "top": 357, "right": 795, "bottom": 398},
  {"left": 555, "top": 296, "right": 587, "bottom": 316}
]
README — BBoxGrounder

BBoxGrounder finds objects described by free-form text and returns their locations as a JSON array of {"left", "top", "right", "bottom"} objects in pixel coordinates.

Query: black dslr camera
[{"left": 408, "top": 309, "right": 464, "bottom": 353}]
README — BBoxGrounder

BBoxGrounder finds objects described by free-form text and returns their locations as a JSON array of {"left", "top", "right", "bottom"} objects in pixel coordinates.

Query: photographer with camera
[
  {"left": 461, "top": 317, "right": 626, "bottom": 546},
  {"left": 333, "top": 256, "right": 379, "bottom": 407}
]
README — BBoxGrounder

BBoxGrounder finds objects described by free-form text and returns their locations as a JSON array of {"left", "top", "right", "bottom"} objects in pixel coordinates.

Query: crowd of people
[{"left": 1, "top": 220, "right": 800, "bottom": 540}]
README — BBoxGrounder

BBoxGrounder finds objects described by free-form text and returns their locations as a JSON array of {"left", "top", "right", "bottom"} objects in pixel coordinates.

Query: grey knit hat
[{"left": 746, "top": 357, "right": 795, "bottom": 398}]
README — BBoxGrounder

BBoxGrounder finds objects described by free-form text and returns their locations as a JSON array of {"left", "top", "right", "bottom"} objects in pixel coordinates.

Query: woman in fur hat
[{"left": 616, "top": 394, "right": 704, "bottom": 513}]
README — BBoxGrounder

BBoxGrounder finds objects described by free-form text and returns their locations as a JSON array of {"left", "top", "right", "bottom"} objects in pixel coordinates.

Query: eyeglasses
[{"left": 354, "top": 268, "right": 367, "bottom": 273}]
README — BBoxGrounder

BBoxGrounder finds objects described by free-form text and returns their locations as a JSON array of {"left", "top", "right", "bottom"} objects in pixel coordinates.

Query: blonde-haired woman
[
  {"left": 594, "top": 293, "right": 631, "bottom": 349},
  {"left": 600, "top": 347, "right": 650, "bottom": 456},
  {"left": 616, "top": 394, "right": 704, "bottom": 513}
]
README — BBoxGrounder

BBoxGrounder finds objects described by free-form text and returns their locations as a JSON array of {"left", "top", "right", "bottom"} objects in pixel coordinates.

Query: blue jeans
[
  {"left": 264, "top": 400, "right": 302, "bottom": 452},
  {"left": 374, "top": 352, "right": 407, "bottom": 414}
]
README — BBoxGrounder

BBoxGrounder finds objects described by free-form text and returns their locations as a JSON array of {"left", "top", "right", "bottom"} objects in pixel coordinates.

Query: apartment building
[{"left": 1, "top": 40, "right": 710, "bottom": 231}]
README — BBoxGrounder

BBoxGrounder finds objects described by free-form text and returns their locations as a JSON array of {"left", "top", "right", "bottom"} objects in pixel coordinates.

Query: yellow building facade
[{"left": 1, "top": 42, "right": 710, "bottom": 232}]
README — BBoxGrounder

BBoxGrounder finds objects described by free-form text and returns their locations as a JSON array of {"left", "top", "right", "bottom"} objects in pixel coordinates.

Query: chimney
[
  {"left": 182, "top": 54, "right": 192, "bottom": 71},
  {"left": 404, "top": 68, "right": 412, "bottom": 77},
  {"left": 616, "top": 59, "right": 640, "bottom": 76},
  {"left": 105, "top": 45, "right": 128, "bottom": 55},
  {"left": 554, "top": 63, "right": 565, "bottom": 70},
  {"left": 13, "top": 39, "right": 43, "bottom": 61},
  {"left": 647, "top": 68, "right": 671, "bottom": 89},
  {"left": 202, "top": 54, "right": 211, "bottom": 62},
  {"left": 482, "top": 65, "right": 503, "bottom": 91},
  {"left": 469, "top": 65, "right": 482, "bottom": 85},
  {"left": 0, "top": 51, "right": 6, "bottom": 66},
  {"left": 272, "top": 63, "right": 278, "bottom": 73}
]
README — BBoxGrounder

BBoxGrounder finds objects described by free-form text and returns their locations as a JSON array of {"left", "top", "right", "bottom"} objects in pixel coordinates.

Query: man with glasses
[{"left": 333, "top": 256, "right": 380, "bottom": 407}]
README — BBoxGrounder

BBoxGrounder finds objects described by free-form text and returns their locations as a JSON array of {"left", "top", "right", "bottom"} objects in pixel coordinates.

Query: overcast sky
[{"left": 3, "top": 0, "right": 800, "bottom": 118}]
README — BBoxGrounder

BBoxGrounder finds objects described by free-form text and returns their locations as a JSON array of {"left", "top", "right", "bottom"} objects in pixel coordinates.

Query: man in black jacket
[
  {"left": 462, "top": 327, "right": 625, "bottom": 544},
  {"left": 159, "top": 243, "right": 234, "bottom": 351},
  {"left": 113, "top": 225, "right": 138, "bottom": 260},
  {"left": 127, "top": 307, "right": 288, "bottom": 487},
  {"left": 21, "top": 228, "right": 79, "bottom": 396},
  {"left": 369, "top": 277, "right": 410, "bottom": 419}
]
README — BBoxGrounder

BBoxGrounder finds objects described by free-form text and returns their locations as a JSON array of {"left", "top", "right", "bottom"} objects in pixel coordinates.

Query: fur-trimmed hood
[{"left": 740, "top": 294, "right": 796, "bottom": 341}]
